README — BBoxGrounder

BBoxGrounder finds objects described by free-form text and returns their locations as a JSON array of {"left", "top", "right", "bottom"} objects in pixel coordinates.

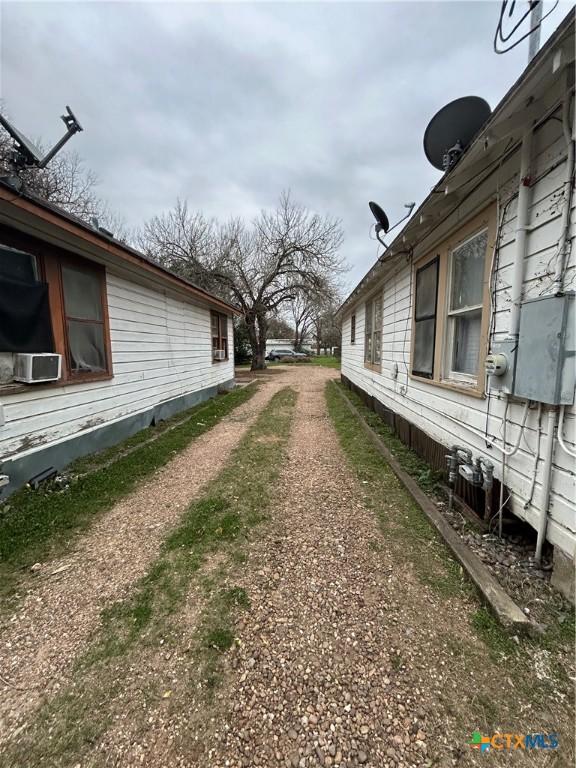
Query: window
[
  {"left": 211, "top": 311, "right": 229, "bottom": 360},
  {"left": 412, "top": 257, "right": 439, "bottom": 379},
  {"left": 364, "top": 295, "right": 382, "bottom": 368},
  {"left": 410, "top": 205, "right": 494, "bottom": 393},
  {"left": 351, "top": 313, "right": 356, "bottom": 344},
  {"left": 445, "top": 230, "right": 487, "bottom": 379},
  {"left": 0, "top": 226, "right": 113, "bottom": 385},
  {"left": 61, "top": 263, "right": 109, "bottom": 376}
]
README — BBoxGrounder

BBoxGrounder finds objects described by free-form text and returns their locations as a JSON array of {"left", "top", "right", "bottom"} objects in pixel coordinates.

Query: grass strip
[
  {"left": 0, "top": 385, "right": 256, "bottom": 602},
  {"left": 326, "top": 381, "right": 467, "bottom": 599},
  {"left": 327, "top": 381, "right": 575, "bottom": 656},
  {"left": 335, "top": 382, "right": 443, "bottom": 494},
  {"left": 3, "top": 387, "right": 297, "bottom": 767}
]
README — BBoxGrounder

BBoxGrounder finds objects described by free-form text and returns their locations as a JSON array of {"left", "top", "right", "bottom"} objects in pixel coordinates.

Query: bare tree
[
  {"left": 136, "top": 192, "right": 345, "bottom": 370},
  {"left": 137, "top": 200, "right": 218, "bottom": 292},
  {"left": 209, "top": 192, "right": 345, "bottom": 369}
]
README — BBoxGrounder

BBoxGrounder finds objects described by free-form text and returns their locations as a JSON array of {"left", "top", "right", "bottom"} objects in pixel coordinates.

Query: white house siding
[
  {"left": 341, "top": 92, "right": 576, "bottom": 561},
  {"left": 0, "top": 267, "right": 234, "bottom": 472}
]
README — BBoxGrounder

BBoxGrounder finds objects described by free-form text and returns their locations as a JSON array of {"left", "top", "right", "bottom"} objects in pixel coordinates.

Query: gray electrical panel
[{"left": 514, "top": 293, "right": 575, "bottom": 404}]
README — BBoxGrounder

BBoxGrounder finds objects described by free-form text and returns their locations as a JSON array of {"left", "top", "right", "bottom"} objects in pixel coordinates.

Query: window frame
[
  {"left": 364, "top": 292, "right": 383, "bottom": 372},
  {"left": 412, "top": 256, "right": 439, "bottom": 380},
  {"left": 0, "top": 225, "right": 113, "bottom": 386},
  {"left": 210, "top": 310, "right": 229, "bottom": 362},
  {"left": 444, "top": 228, "right": 488, "bottom": 384},
  {"left": 350, "top": 313, "right": 356, "bottom": 344},
  {"left": 58, "top": 257, "right": 112, "bottom": 382},
  {"left": 409, "top": 205, "right": 495, "bottom": 397}
]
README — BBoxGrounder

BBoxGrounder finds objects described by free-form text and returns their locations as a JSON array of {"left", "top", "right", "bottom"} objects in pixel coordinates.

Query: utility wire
[{"left": 494, "top": 0, "right": 559, "bottom": 54}]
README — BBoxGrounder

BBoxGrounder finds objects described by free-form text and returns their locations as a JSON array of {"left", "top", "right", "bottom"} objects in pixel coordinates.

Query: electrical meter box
[
  {"left": 514, "top": 293, "right": 575, "bottom": 404},
  {"left": 486, "top": 338, "right": 517, "bottom": 394}
]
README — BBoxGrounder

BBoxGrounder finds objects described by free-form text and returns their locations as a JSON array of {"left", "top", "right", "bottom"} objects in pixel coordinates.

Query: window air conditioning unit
[
  {"left": 213, "top": 349, "right": 226, "bottom": 361},
  {"left": 14, "top": 353, "right": 62, "bottom": 383}
]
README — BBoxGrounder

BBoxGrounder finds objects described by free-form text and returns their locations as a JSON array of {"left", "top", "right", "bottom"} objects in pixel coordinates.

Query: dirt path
[{"left": 0, "top": 376, "right": 292, "bottom": 742}]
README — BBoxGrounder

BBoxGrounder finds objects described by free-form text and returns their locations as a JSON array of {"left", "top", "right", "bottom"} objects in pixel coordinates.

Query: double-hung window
[
  {"left": 364, "top": 295, "right": 382, "bottom": 368},
  {"left": 445, "top": 229, "right": 487, "bottom": 380},
  {"left": 410, "top": 205, "right": 493, "bottom": 393},
  {"left": 211, "top": 311, "right": 229, "bottom": 361}
]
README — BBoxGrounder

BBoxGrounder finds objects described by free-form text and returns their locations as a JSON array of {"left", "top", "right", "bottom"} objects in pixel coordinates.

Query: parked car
[{"left": 267, "top": 348, "right": 297, "bottom": 361}]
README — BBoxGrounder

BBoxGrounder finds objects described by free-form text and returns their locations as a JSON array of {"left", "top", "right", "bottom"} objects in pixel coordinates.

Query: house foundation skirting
[
  {"left": 1, "top": 378, "right": 235, "bottom": 498},
  {"left": 339, "top": 374, "right": 504, "bottom": 522}
]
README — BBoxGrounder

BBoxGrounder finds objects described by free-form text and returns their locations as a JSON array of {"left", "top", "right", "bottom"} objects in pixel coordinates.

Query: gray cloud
[{"left": 0, "top": 1, "right": 564, "bottom": 288}]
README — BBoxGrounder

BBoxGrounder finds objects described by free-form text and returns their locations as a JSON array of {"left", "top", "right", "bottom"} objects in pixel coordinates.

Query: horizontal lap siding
[
  {"left": 341, "top": 100, "right": 576, "bottom": 559},
  {"left": 0, "top": 270, "right": 234, "bottom": 460}
]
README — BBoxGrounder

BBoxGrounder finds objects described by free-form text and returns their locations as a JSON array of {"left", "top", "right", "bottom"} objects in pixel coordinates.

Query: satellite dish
[
  {"left": 424, "top": 96, "right": 491, "bottom": 171},
  {"left": 0, "top": 105, "right": 83, "bottom": 172},
  {"left": 369, "top": 201, "right": 389, "bottom": 233}
]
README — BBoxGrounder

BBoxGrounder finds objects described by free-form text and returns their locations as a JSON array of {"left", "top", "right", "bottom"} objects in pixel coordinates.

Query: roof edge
[{"left": 0, "top": 181, "right": 241, "bottom": 315}]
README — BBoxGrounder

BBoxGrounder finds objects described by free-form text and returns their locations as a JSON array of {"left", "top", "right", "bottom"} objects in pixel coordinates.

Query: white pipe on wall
[
  {"left": 558, "top": 405, "right": 576, "bottom": 458},
  {"left": 509, "top": 128, "right": 534, "bottom": 340},
  {"left": 535, "top": 408, "right": 558, "bottom": 563},
  {"left": 552, "top": 95, "right": 575, "bottom": 293}
]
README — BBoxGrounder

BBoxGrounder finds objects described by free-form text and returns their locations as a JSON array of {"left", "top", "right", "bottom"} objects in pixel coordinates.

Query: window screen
[
  {"left": 412, "top": 257, "right": 439, "bottom": 378},
  {"left": 351, "top": 314, "right": 356, "bottom": 344},
  {"left": 447, "top": 230, "right": 487, "bottom": 378},
  {"left": 211, "top": 311, "right": 229, "bottom": 360},
  {"left": 61, "top": 264, "right": 107, "bottom": 375},
  {"left": 364, "top": 296, "right": 382, "bottom": 365}
]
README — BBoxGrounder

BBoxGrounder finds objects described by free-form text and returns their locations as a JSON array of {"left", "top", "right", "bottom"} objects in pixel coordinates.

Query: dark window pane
[
  {"left": 67, "top": 321, "right": 106, "bottom": 373},
  {"left": 220, "top": 314, "right": 228, "bottom": 338},
  {"left": 450, "top": 231, "right": 487, "bottom": 310},
  {"left": 415, "top": 260, "right": 438, "bottom": 319},
  {"left": 62, "top": 265, "right": 103, "bottom": 321},
  {"left": 413, "top": 318, "right": 435, "bottom": 376},
  {"left": 0, "top": 246, "right": 38, "bottom": 284},
  {"left": 211, "top": 313, "right": 219, "bottom": 336}
]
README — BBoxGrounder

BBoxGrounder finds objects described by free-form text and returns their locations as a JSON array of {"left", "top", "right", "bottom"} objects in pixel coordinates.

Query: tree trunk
[
  {"left": 249, "top": 312, "right": 268, "bottom": 371},
  {"left": 293, "top": 321, "right": 300, "bottom": 352}
]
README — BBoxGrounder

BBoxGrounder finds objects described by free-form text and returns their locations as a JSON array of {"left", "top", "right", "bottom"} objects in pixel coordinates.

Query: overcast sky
[{"left": 0, "top": 1, "right": 567, "bottom": 289}]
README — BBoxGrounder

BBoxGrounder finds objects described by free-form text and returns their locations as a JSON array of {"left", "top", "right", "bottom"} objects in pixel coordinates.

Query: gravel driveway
[
  {"left": 0, "top": 378, "right": 285, "bottom": 744},
  {"left": 1, "top": 365, "right": 572, "bottom": 767}
]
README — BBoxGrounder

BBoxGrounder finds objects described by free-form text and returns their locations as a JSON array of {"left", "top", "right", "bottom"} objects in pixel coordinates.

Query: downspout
[
  {"left": 535, "top": 408, "right": 558, "bottom": 564},
  {"left": 552, "top": 94, "right": 575, "bottom": 294}
]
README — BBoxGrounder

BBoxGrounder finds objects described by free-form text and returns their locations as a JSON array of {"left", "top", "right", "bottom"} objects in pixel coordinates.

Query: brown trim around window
[
  {"left": 0, "top": 224, "right": 113, "bottom": 385},
  {"left": 59, "top": 256, "right": 112, "bottom": 382},
  {"left": 211, "top": 311, "right": 229, "bottom": 362},
  {"left": 409, "top": 203, "right": 496, "bottom": 396}
]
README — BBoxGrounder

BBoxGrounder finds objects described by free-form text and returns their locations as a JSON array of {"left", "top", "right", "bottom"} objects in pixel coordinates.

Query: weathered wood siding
[
  {"left": 0, "top": 268, "right": 234, "bottom": 463},
  {"left": 341, "top": 91, "right": 576, "bottom": 559}
]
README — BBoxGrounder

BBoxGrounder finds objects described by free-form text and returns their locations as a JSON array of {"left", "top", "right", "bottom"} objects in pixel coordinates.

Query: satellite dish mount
[
  {"left": 0, "top": 106, "right": 83, "bottom": 173},
  {"left": 369, "top": 201, "right": 415, "bottom": 250}
]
